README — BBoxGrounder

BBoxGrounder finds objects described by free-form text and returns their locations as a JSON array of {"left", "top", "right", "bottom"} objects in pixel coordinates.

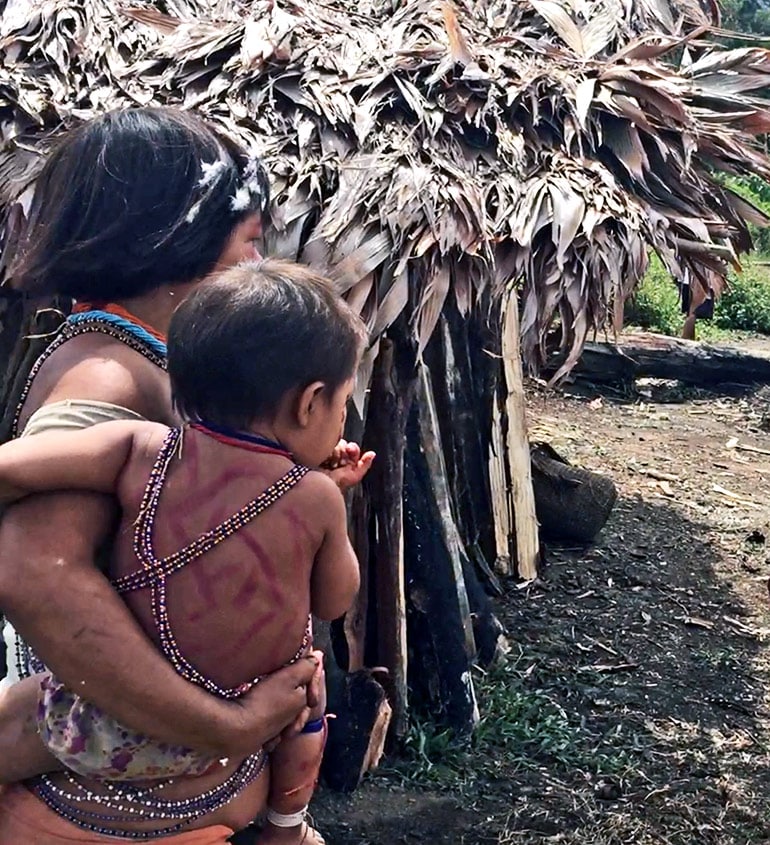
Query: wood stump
[{"left": 531, "top": 443, "right": 617, "bottom": 544}]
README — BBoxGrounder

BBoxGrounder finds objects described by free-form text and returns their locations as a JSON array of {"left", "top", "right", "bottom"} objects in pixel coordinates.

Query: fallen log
[{"left": 564, "top": 332, "right": 770, "bottom": 386}]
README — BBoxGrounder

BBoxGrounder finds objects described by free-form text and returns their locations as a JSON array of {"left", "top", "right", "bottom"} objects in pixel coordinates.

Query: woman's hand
[
  {"left": 320, "top": 440, "right": 375, "bottom": 491},
  {"left": 235, "top": 651, "right": 324, "bottom": 754},
  {"left": 257, "top": 651, "right": 324, "bottom": 753}
]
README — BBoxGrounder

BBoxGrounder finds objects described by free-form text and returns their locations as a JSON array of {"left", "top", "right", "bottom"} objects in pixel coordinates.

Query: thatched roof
[{"left": 3, "top": 0, "right": 770, "bottom": 381}]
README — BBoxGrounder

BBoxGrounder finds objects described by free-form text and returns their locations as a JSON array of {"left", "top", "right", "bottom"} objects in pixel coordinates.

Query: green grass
[
  {"left": 381, "top": 649, "right": 635, "bottom": 793},
  {"left": 625, "top": 254, "right": 770, "bottom": 339}
]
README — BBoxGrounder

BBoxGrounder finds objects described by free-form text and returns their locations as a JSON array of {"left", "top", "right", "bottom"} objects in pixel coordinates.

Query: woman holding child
[{"left": 0, "top": 108, "right": 370, "bottom": 843}]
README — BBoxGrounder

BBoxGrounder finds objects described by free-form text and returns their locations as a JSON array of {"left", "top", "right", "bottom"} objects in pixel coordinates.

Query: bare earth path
[{"left": 237, "top": 361, "right": 770, "bottom": 845}]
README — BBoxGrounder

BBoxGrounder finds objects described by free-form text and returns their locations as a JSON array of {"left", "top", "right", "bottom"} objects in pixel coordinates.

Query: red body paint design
[{"left": 112, "top": 436, "right": 316, "bottom": 693}]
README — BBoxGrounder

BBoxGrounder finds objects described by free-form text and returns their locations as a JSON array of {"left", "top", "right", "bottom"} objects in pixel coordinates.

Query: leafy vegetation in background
[
  {"left": 721, "top": 174, "right": 770, "bottom": 254},
  {"left": 626, "top": 169, "right": 770, "bottom": 338},
  {"left": 625, "top": 255, "right": 684, "bottom": 336},
  {"left": 721, "top": 0, "right": 770, "bottom": 44},
  {"left": 716, "top": 263, "right": 770, "bottom": 333},
  {"left": 626, "top": 255, "right": 770, "bottom": 337}
]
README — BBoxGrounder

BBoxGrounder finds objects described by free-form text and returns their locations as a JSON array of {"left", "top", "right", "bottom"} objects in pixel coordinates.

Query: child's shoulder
[{"left": 294, "top": 468, "right": 345, "bottom": 509}]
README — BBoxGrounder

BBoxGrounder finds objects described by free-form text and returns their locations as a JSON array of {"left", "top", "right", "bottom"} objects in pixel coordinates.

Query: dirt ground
[{"left": 242, "top": 341, "right": 770, "bottom": 845}]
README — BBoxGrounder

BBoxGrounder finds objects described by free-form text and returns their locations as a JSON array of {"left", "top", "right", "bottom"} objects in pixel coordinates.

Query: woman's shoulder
[{"left": 21, "top": 332, "right": 172, "bottom": 426}]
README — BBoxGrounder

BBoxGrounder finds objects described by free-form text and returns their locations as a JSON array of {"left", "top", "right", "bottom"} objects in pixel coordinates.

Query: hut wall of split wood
[{"left": 3, "top": 0, "right": 770, "bottom": 790}]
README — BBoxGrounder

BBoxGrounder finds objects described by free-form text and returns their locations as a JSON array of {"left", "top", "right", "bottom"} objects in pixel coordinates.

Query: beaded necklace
[
  {"left": 11, "top": 306, "right": 167, "bottom": 684},
  {"left": 190, "top": 420, "right": 293, "bottom": 458},
  {"left": 71, "top": 302, "right": 167, "bottom": 343}
]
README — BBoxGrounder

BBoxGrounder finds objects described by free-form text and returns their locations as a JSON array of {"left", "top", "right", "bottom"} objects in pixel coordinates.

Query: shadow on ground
[{"left": 295, "top": 493, "right": 770, "bottom": 845}]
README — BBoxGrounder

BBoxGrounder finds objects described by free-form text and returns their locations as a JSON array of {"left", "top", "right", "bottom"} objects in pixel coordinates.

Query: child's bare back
[{"left": 112, "top": 423, "right": 328, "bottom": 688}]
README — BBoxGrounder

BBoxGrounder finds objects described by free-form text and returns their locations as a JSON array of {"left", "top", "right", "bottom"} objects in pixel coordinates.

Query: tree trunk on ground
[{"left": 564, "top": 332, "right": 770, "bottom": 386}]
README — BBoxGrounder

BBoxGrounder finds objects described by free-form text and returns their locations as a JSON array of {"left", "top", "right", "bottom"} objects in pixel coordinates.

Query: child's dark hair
[
  {"left": 168, "top": 259, "right": 368, "bottom": 428},
  {"left": 11, "top": 107, "right": 269, "bottom": 301}
]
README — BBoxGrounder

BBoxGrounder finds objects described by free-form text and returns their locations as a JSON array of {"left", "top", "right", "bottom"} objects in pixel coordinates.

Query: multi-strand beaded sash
[{"left": 34, "top": 752, "right": 267, "bottom": 839}]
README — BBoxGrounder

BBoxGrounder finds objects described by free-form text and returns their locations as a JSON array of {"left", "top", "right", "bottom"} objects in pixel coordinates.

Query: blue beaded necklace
[{"left": 68, "top": 309, "right": 168, "bottom": 359}]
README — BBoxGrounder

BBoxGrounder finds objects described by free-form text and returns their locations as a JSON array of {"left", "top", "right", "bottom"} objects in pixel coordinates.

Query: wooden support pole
[
  {"left": 501, "top": 291, "right": 539, "bottom": 581},
  {"left": 416, "top": 362, "right": 477, "bottom": 663},
  {"left": 400, "top": 363, "right": 479, "bottom": 734},
  {"left": 364, "top": 339, "right": 411, "bottom": 736},
  {"left": 343, "top": 484, "right": 369, "bottom": 672},
  {"left": 489, "top": 392, "right": 513, "bottom": 575}
]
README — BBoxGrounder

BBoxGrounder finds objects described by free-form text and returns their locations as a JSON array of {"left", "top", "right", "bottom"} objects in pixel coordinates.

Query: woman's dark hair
[
  {"left": 11, "top": 107, "right": 269, "bottom": 301},
  {"left": 168, "top": 259, "right": 368, "bottom": 428}
]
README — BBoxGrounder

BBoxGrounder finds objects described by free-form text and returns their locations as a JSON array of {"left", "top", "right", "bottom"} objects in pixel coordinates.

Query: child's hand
[{"left": 321, "top": 440, "right": 375, "bottom": 491}]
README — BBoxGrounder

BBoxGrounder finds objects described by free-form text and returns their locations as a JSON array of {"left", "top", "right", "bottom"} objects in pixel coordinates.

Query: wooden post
[
  {"left": 401, "top": 362, "right": 479, "bottom": 734},
  {"left": 489, "top": 392, "right": 513, "bottom": 575},
  {"left": 364, "top": 339, "right": 412, "bottom": 735},
  {"left": 343, "top": 484, "right": 369, "bottom": 672},
  {"left": 416, "top": 362, "right": 476, "bottom": 661},
  {"left": 501, "top": 290, "right": 539, "bottom": 581}
]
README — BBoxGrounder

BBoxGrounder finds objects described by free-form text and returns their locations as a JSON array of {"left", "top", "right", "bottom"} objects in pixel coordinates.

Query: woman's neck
[{"left": 112, "top": 283, "right": 193, "bottom": 337}]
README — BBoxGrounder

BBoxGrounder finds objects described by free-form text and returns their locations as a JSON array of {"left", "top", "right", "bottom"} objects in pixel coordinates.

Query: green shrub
[
  {"left": 715, "top": 263, "right": 770, "bottom": 333},
  {"left": 625, "top": 254, "right": 683, "bottom": 335},
  {"left": 627, "top": 255, "right": 770, "bottom": 337},
  {"left": 718, "top": 174, "right": 770, "bottom": 256}
]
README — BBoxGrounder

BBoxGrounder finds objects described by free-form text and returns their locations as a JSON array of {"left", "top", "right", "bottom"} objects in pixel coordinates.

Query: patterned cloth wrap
[{"left": 38, "top": 674, "right": 218, "bottom": 780}]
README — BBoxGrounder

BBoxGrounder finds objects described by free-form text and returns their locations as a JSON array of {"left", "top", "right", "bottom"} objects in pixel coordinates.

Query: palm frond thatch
[{"left": 2, "top": 0, "right": 770, "bottom": 382}]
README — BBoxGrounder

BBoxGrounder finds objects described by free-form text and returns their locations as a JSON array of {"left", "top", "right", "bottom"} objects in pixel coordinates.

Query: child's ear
[{"left": 296, "top": 381, "right": 326, "bottom": 428}]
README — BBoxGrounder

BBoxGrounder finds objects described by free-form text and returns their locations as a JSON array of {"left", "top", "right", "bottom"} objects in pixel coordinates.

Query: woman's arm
[
  {"left": 0, "top": 421, "right": 150, "bottom": 503},
  {"left": 0, "top": 492, "right": 317, "bottom": 757}
]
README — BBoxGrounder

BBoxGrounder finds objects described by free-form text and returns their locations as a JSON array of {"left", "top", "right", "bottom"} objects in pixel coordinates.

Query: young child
[{"left": 0, "top": 259, "right": 373, "bottom": 844}]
